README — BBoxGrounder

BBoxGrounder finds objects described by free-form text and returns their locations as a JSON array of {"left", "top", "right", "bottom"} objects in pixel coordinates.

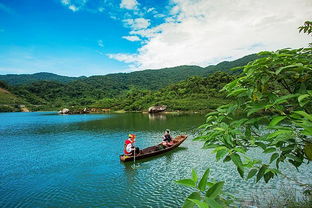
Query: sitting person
[
  {"left": 161, "top": 129, "right": 173, "bottom": 147},
  {"left": 124, "top": 134, "right": 140, "bottom": 156}
]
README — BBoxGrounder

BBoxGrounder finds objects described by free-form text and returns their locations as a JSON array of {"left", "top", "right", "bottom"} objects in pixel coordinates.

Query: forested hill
[
  {"left": 0, "top": 54, "right": 258, "bottom": 88},
  {"left": 0, "top": 53, "right": 260, "bottom": 111},
  {"left": 0, "top": 72, "right": 85, "bottom": 85},
  {"left": 69, "top": 53, "right": 259, "bottom": 92}
]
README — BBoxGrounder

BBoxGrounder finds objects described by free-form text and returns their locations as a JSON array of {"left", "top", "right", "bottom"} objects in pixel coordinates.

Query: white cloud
[
  {"left": 120, "top": 0, "right": 138, "bottom": 10},
  {"left": 107, "top": 53, "right": 137, "bottom": 64},
  {"left": 61, "top": 0, "right": 70, "bottom": 5},
  {"left": 69, "top": 5, "right": 79, "bottom": 12},
  {"left": 98, "top": 40, "right": 104, "bottom": 48},
  {"left": 122, "top": 35, "right": 141, "bottom": 41},
  {"left": 154, "top": 13, "right": 166, "bottom": 18},
  {"left": 60, "top": 0, "right": 88, "bottom": 12},
  {"left": 109, "top": 0, "right": 312, "bottom": 70},
  {"left": 123, "top": 18, "right": 151, "bottom": 30}
]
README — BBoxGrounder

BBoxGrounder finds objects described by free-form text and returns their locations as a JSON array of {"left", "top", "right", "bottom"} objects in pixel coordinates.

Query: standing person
[
  {"left": 162, "top": 129, "right": 173, "bottom": 147},
  {"left": 124, "top": 134, "right": 139, "bottom": 156}
]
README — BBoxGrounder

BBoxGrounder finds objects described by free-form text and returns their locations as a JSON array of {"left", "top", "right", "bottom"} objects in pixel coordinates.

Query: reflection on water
[
  {"left": 0, "top": 112, "right": 311, "bottom": 208},
  {"left": 148, "top": 113, "right": 167, "bottom": 120}
]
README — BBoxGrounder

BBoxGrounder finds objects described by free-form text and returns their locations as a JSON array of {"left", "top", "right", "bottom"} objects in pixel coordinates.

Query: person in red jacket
[{"left": 124, "top": 134, "right": 139, "bottom": 155}]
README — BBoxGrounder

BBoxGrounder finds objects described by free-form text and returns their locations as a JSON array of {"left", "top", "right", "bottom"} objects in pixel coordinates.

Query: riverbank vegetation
[{"left": 0, "top": 72, "right": 235, "bottom": 112}]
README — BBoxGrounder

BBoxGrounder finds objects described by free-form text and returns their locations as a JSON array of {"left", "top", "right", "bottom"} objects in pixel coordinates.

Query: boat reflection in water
[{"left": 148, "top": 113, "right": 167, "bottom": 120}]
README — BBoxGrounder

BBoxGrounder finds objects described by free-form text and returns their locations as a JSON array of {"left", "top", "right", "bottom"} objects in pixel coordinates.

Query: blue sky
[{"left": 0, "top": 0, "right": 311, "bottom": 76}]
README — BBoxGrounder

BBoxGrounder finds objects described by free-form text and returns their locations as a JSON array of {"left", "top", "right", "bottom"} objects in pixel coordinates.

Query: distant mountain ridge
[
  {"left": 0, "top": 72, "right": 85, "bottom": 85},
  {"left": 0, "top": 54, "right": 258, "bottom": 87}
]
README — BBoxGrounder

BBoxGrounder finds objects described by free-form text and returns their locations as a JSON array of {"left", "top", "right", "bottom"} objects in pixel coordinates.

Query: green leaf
[
  {"left": 267, "top": 130, "right": 292, "bottom": 139},
  {"left": 293, "top": 111, "right": 312, "bottom": 121},
  {"left": 198, "top": 169, "right": 210, "bottom": 192},
  {"left": 223, "top": 155, "right": 231, "bottom": 162},
  {"left": 183, "top": 192, "right": 201, "bottom": 208},
  {"left": 234, "top": 147, "right": 247, "bottom": 154},
  {"left": 270, "top": 153, "right": 279, "bottom": 163},
  {"left": 227, "top": 88, "right": 248, "bottom": 97},
  {"left": 230, "top": 153, "right": 243, "bottom": 169},
  {"left": 237, "top": 166, "right": 244, "bottom": 178},
  {"left": 205, "top": 181, "right": 224, "bottom": 199},
  {"left": 263, "top": 147, "right": 276, "bottom": 153},
  {"left": 304, "top": 143, "right": 312, "bottom": 161},
  {"left": 205, "top": 198, "right": 223, "bottom": 208},
  {"left": 187, "top": 199, "right": 209, "bottom": 208},
  {"left": 302, "top": 127, "right": 312, "bottom": 136},
  {"left": 256, "top": 165, "right": 268, "bottom": 182},
  {"left": 298, "top": 94, "right": 310, "bottom": 107},
  {"left": 247, "top": 169, "right": 258, "bottom": 180},
  {"left": 264, "top": 171, "right": 274, "bottom": 183},
  {"left": 214, "top": 127, "right": 225, "bottom": 132},
  {"left": 223, "top": 79, "right": 239, "bottom": 91},
  {"left": 269, "top": 116, "right": 286, "bottom": 127},
  {"left": 255, "top": 142, "right": 267, "bottom": 150},
  {"left": 192, "top": 169, "right": 198, "bottom": 183},
  {"left": 193, "top": 135, "right": 209, "bottom": 141},
  {"left": 224, "top": 135, "right": 234, "bottom": 147},
  {"left": 247, "top": 104, "right": 266, "bottom": 116},
  {"left": 176, "top": 179, "right": 196, "bottom": 188},
  {"left": 216, "top": 148, "right": 228, "bottom": 161},
  {"left": 285, "top": 154, "right": 303, "bottom": 163},
  {"left": 273, "top": 94, "right": 299, "bottom": 105},
  {"left": 276, "top": 63, "right": 303, "bottom": 75}
]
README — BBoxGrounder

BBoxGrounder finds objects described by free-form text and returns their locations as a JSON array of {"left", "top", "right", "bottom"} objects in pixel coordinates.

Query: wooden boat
[{"left": 120, "top": 135, "right": 188, "bottom": 162}]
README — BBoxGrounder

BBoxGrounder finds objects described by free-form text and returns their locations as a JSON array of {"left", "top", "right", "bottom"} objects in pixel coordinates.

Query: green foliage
[
  {"left": 176, "top": 169, "right": 233, "bottom": 208},
  {"left": 0, "top": 72, "right": 82, "bottom": 86},
  {"left": 196, "top": 47, "right": 312, "bottom": 183},
  {"left": 0, "top": 81, "right": 9, "bottom": 89},
  {"left": 6, "top": 71, "right": 236, "bottom": 112},
  {"left": 0, "top": 105, "right": 16, "bottom": 112},
  {"left": 299, "top": 20, "right": 312, "bottom": 47}
]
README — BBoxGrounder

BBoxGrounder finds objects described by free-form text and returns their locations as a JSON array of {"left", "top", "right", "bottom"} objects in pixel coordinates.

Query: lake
[{"left": 0, "top": 112, "right": 311, "bottom": 207}]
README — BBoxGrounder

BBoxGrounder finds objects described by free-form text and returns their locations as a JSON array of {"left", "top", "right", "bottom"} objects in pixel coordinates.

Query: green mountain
[
  {"left": 90, "top": 71, "right": 235, "bottom": 112},
  {"left": 0, "top": 81, "right": 29, "bottom": 111},
  {"left": 2, "top": 54, "right": 261, "bottom": 111},
  {"left": 0, "top": 72, "right": 84, "bottom": 85},
  {"left": 67, "top": 53, "right": 260, "bottom": 94}
]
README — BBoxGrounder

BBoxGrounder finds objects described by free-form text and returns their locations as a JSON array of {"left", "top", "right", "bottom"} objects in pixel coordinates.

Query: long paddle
[{"left": 132, "top": 143, "right": 136, "bottom": 168}]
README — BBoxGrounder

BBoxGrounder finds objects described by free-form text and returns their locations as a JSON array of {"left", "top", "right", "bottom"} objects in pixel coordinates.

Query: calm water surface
[{"left": 0, "top": 112, "right": 311, "bottom": 208}]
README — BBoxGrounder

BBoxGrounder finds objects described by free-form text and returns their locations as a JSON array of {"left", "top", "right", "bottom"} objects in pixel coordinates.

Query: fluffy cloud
[
  {"left": 123, "top": 18, "right": 150, "bottom": 30},
  {"left": 122, "top": 35, "right": 141, "bottom": 41},
  {"left": 110, "top": 0, "right": 312, "bottom": 70},
  {"left": 120, "top": 0, "right": 138, "bottom": 10}
]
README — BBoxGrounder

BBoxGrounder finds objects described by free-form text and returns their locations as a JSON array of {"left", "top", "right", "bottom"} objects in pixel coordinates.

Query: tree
[
  {"left": 196, "top": 47, "right": 312, "bottom": 183},
  {"left": 299, "top": 20, "right": 312, "bottom": 47},
  {"left": 178, "top": 21, "right": 312, "bottom": 207}
]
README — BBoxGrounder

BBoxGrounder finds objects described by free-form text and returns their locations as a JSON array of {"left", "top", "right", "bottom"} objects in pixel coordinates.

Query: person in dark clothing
[{"left": 162, "top": 129, "right": 173, "bottom": 147}]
